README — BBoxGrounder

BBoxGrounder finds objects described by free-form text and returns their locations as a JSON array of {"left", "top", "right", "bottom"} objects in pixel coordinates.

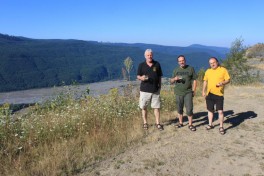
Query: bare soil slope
[{"left": 79, "top": 85, "right": 264, "bottom": 176}]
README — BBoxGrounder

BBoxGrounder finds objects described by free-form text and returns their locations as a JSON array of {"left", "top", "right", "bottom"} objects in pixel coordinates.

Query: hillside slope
[{"left": 0, "top": 33, "right": 228, "bottom": 92}]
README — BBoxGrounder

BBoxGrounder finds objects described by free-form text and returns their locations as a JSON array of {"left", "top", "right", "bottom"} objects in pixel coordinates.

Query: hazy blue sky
[{"left": 1, "top": 0, "right": 263, "bottom": 47}]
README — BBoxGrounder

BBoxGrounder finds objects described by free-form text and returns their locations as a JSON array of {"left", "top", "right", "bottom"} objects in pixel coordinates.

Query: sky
[{"left": 1, "top": 0, "right": 263, "bottom": 47}]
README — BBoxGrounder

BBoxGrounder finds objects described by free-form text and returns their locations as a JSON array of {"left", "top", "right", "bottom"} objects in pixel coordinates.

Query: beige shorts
[{"left": 139, "top": 91, "right": 161, "bottom": 109}]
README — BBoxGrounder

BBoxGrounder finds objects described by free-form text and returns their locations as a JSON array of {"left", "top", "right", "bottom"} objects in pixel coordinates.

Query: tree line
[{"left": 0, "top": 33, "right": 229, "bottom": 92}]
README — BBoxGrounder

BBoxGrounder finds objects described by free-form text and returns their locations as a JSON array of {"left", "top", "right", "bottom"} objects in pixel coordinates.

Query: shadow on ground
[
  {"left": 224, "top": 110, "right": 257, "bottom": 130},
  {"left": 165, "top": 110, "right": 257, "bottom": 132}
]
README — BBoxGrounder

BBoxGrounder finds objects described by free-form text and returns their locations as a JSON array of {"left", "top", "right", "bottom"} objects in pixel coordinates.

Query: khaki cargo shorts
[{"left": 139, "top": 91, "right": 161, "bottom": 109}]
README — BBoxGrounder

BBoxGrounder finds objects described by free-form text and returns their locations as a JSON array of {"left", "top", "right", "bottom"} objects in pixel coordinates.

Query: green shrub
[{"left": 222, "top": 38, "right": 259, "bottom": 85}]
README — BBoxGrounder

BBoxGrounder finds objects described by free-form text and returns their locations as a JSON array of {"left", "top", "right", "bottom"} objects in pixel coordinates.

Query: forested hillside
[{"left": 0, "top": 33, "right": 229, "bottom": 92}]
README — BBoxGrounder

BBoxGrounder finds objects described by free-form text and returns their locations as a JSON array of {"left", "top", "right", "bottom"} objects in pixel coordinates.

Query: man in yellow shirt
[{"left": 202, "top": 57, "right": 230, "bottom": 135}]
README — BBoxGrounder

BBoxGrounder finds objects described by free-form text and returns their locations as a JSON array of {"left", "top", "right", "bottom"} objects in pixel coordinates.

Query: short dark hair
[{"left": 177, "top": 55, "right": 185, "bottom": 61}]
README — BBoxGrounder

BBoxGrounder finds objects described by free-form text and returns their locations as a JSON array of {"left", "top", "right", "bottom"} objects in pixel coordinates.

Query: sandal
[
  {"left": 177, "top": 123, "right": 184, "bottom": 128},
  {"left": 143, "top": 123, "right": 148, "bottom": 130},
  {"left": 188, "top": 125, "right": 196, "bottom": 131},
  {"left": 156, "top": 124, "right": 164, "bottom": 131},
  {"left": 219, "top": 127, "right": 225, "bottom": 135},
  {"left": 206, "top": 125, "right": 214, "bottom": 130}
]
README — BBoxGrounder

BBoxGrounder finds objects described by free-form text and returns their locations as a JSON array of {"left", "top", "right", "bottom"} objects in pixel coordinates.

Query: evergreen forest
[{"left": 0, "top": 33, "right": 229, "bottom": 92}]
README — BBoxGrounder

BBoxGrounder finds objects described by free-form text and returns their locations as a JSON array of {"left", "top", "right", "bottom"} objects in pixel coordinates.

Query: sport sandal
[
  {"left": 188, "top": 125, "right": 196, "bottom": 131},
  {"left": 156, "top": 124, "right": 164, "bottom": 131},
  {"left": 219, "top": 127, "right": 225, "bottom": 135},
  {"left": 177, "top": 123, "right": 184, "bottom": 128},
  {"left": 206, "top": 125, "right": 214, "bottom": 130},
  {"left": 143, "top": 123, "right": 148, "bottom": 130}
]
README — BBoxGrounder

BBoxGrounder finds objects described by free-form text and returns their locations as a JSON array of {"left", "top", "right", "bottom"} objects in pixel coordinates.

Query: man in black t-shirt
[{"left": 137, "top": 49, "right": 163, "bottom": 131}]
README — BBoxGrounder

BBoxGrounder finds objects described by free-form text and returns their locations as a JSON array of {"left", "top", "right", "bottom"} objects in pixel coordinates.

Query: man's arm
[
  {"left": 158, "top": 76, "right": 162, "bottom": 89},
  {"left": 221, "top": 79, "right": 230, "bottom": 86},
  {"left": 217, "top": 79, "right": 230, "bottom": 87},
  {"left": 192, "top": 80, "right": 197, "bottom": 96},
  {"left": 202, "top": 80, "right": 207, "bottom": 97},
  {"left": 170, "top": 76, "right": 180, "bottom": 84},
  {"left": 170, "top": 77, "right": 175, "bottom": 84}
]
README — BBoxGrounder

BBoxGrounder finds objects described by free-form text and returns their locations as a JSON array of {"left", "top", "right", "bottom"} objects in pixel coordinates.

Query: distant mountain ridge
[
  {"left": 0, "top": 33, "right": 229, "bottom": 92},
  {"left": 188, "top": 44, "right": 230, "bottom": 54},
  {"left": 106, "top": 42, "right": 229, "bottom": 58}
]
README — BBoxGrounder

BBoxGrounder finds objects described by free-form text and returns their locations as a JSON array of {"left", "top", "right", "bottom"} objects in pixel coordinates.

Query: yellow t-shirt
[{"left": 203, "top": 66, "right": 230, "bottom": 96}]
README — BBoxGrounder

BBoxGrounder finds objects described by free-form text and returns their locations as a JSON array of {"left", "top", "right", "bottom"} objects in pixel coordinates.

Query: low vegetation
[
  {"left": 222, "top": 38, "right": 262, "bottom": 85},
  {"left": 0, "top": 83, "right": 179, "bottom": 175}
]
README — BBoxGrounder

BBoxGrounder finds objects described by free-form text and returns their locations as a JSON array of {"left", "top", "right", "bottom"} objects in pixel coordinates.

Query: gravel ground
[
  {"left": 78, "top": 85, "right": 264, "bottom": 176},
  {"left": 0, "top": 80, "right": 139, "bottom": 104}
]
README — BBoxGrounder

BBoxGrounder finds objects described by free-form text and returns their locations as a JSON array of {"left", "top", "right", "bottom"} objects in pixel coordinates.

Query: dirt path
[{"left": 79, "top": 85, "right": 264, "bottom": 176}]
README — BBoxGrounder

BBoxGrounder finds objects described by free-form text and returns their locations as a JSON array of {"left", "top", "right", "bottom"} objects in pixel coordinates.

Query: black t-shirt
[{"left": 137, "top": 60, "right": 163, "bottom": 93}]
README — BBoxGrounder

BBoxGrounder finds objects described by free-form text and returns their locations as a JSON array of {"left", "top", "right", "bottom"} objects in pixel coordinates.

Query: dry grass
[
  {"left": 0, "top": 83, "right": 178, "bottom": 175},
  {"left": 142, "top": 158, "right": 165, "bottom": 169},
  {"left": 226, "top": 85, "right": 264, "bottom": 99},
  {"left": 1, "top": 79, "right": 263, "bottom": 175},
  {"left": 0, "top": 86, "right": 145, "bottom": 175},
  {"left": 252, "top": 64, "right": 264, "bottom": 70}
]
